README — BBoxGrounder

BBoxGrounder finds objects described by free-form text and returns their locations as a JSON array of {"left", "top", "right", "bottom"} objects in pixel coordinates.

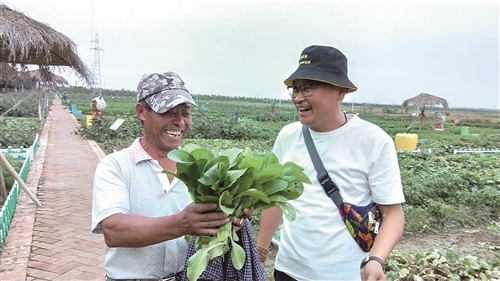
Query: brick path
[{"left": 1, "top": 96, "right": 107, "bottom": 281}]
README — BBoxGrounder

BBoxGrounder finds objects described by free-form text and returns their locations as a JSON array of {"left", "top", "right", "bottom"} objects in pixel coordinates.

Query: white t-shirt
[
  {"left": 91, "top": 138, "right": 192, "bottom": 279},
  {"left": 273, "top": 115, "right": 405, "bottom": 281}
]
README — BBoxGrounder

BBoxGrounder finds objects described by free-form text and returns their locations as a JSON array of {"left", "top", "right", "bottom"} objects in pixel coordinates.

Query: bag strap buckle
[{"left": 317, "top": 171, "right": 343, "bottom": 207}]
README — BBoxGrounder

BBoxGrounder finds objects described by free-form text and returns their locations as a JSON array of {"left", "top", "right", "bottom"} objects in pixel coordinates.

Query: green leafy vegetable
[{"left": 164, "top": 143, "right": 310, "bottom": 281}]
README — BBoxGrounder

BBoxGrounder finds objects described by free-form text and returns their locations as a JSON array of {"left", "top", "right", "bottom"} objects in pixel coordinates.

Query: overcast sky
[{"left": 4, "top": 1, "right": 499, "bottom": 109}]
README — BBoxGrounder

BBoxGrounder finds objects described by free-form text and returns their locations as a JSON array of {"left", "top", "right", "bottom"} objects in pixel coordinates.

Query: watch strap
[{"left": 360, "top": 255, "right": 386, "bottom": 272}]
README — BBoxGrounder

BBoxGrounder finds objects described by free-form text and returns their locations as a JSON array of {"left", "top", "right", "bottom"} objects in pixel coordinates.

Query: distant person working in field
[
  {"left": 62, "top": 91, "right": 69, "bottom": 105},
  {"left": 233, "top": 108, "right": 241, "bottom": 120},
  {"left": 91, "top": 96, "right": 107, "bottom": 118},
  {"left": 91, "top": 72, "right": 259, "bottom": 281},
  {"left": 257, "top": 45, "right": 406, "bottom": 281}
]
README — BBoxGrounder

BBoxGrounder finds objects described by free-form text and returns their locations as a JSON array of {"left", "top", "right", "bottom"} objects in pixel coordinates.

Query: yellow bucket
[{"left": 86, "top": 115, "right": 94, "bottom": 127}]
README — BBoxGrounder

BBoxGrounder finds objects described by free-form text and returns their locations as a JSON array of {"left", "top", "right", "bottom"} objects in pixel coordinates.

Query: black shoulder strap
[{"left": 302, "top": 125, "right": 343, "bottom": 207}]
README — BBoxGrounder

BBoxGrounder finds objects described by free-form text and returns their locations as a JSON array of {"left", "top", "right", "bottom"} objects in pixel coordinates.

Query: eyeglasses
[{"left": 287, "top": 83, "right": 324, "bottom": 98}]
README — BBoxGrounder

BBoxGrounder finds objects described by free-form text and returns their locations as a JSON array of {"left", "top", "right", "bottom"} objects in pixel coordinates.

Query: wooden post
[
  {"left": 0, "top": 166, "right": 7, "bottom": 205},
  {"left": 0, "top": 153, "right": 42, "bottom": 207}
]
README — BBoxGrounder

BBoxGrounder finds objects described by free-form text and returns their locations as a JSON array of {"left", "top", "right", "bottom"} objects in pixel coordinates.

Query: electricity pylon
[{"left": 90, "top": 33, "right": 104, "bottom": 97}]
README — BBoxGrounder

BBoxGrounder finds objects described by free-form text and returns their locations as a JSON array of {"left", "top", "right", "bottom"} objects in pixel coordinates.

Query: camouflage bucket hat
[{"left": 137, "top": 72, "right": 197, "bottom": 113}]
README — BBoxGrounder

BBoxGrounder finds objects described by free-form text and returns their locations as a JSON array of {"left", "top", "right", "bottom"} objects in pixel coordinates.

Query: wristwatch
[{"left": 360, "top": 255, "right": 386, "bottom": 272}]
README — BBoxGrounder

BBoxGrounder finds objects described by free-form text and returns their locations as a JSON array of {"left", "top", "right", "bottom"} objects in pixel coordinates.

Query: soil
[
  {"left": 394, "top": 224, "right": 500, "bottom": 259},
  {"left": 260, "top": 223, "right": 500, "bottom": 281}
]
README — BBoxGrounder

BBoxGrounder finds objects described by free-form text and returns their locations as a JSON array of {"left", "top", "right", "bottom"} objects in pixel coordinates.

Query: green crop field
[{"left": 1, "top": 88, "right": 499, "bottom": 280}]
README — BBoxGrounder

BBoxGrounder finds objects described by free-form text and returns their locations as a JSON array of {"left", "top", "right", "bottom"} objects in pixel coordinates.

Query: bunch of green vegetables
[{"left": 164, "top": 143, "right": 310, "bottom": 281}]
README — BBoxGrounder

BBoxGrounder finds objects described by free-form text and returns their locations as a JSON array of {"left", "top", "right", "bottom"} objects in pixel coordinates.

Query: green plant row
[
  {"left": 2, "top": 90, "right": 500, "bottom": 234},
  {"left": 386, "top": 247, "right": 500, "bottom": 281},
  {"left": 0, "top": 117, "right": 39, "bottom": 148}
]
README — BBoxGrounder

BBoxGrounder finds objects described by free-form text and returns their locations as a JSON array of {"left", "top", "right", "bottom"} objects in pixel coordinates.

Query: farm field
[{"left": 1, "top": 89, "right": 499, "bottom": 280}]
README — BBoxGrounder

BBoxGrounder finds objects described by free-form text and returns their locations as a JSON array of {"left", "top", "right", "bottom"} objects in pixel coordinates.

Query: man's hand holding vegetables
[{"left": 91, "top": 72, "right": 249, "bottom": 281}]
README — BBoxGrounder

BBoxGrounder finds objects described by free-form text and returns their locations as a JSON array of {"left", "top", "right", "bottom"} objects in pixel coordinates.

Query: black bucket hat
[{"left": 284, "top": 45, "right": 358, "bottom": 93}]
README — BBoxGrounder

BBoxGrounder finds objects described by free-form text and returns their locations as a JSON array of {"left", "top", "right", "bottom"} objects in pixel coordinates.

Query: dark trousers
[{"left": 274, "top": 269, "right": 298, "bottom": 281}]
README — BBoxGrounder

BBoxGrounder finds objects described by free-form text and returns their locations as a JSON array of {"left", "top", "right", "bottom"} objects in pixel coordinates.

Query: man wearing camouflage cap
[{"left": 91, "top": 72, "right": 254, "bottom": 280}]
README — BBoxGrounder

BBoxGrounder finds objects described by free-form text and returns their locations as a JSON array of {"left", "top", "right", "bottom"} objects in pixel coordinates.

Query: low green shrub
[
  {"left": 386, "top": 247, "right": 500, "bottom": 281},
  {"left": 1, "top": 154, "right": 23, "bottom": 194},
  {"left": 0, "top": 117, "right": 38, "bottom": 148}
]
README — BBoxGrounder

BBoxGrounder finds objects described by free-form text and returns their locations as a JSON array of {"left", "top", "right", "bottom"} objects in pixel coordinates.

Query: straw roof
[
  {"left": 402, "top": 93, "right": 449, "bottom": 109},
  {"left": 10, "top": 67, "right": 69, "bottom": 86},
  {"left": 403, "top": 93, "right": 449, "bottom": 130},
  {"left": 0, "top": 3, "right": 94, "bottom": 86}
]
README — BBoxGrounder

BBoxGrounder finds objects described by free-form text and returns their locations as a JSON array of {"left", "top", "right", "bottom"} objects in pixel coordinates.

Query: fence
[
  {"left": 0, "top": 134, "right": 39, "bottom": 244},
  {"left": 453, "top": 148, "right": 500, "bottom": 154}
]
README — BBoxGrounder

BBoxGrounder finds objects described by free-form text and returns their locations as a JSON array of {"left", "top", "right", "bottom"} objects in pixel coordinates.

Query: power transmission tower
[{"left": 90, "top": 33, "right": 104, "bottom": 97}]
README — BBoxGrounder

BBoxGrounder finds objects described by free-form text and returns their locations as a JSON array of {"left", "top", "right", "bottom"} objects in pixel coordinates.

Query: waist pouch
[{"left": 339, "top": 201, "right": 382, "bottom": 252}]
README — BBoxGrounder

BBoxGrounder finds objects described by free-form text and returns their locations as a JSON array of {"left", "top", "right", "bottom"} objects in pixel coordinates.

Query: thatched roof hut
[
  {"left": 402, "top": 93, "right": 449, "bottom": 130},
  {"left": 0, "top": 3, "right": 93, "bottom": 86},
  {"left": 402, "top": 93, "right": 449, "bottom": 109},
  {"left": 10, "top": 68, "right": 69, "bottom": 90}
]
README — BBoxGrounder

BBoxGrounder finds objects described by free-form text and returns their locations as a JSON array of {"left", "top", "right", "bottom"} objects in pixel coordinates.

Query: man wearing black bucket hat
[{"left": 257, "top": 45, "right": 405, "bottom": 281}]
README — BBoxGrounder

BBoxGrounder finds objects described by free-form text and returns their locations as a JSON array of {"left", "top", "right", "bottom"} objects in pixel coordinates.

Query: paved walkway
[{"left": 1, "top": 96, "right": 107, "bottom": 280}]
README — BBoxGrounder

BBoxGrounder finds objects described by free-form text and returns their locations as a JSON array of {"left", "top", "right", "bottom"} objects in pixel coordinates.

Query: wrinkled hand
[
  {"left": 232, "top": 208, "right": 253, "bottom": 232},
  {"left": 178, "top": 202, "right": 230, "bottom": 237}
]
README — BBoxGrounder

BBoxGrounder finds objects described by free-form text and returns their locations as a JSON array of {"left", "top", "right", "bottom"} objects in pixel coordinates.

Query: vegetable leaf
[{"left": 164, "top": 145, "right": 310, "bottom": 280}]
